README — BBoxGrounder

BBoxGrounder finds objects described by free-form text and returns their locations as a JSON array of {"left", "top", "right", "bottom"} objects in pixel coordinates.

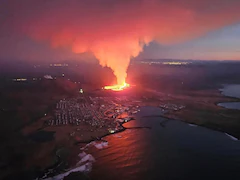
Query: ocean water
[
  {"left": 220, "top": 84, "right": 240, "bottom": 99},
  {"left": 218, "top": 102, "right": 240, "bottom": 110},
  {"left": 219, "top": 84, "right": 240, "bottom": 110},
  {"left": 88, "top": 107, "right": 240, "bottom": 180}
]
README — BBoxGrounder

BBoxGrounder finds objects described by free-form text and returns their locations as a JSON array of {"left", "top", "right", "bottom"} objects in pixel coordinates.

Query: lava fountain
[{"left": 104, "top": 82, "right": 130, "bottom": 91}]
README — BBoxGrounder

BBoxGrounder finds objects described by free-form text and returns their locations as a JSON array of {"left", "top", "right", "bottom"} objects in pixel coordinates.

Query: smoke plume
[{"left": 2, "top": 0, "right": 240, "bottom": 84}]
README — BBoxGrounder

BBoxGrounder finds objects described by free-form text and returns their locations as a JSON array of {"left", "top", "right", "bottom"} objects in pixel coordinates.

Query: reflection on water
[{"left": 90, "top": 107, "right": 240, "bottom": 180}]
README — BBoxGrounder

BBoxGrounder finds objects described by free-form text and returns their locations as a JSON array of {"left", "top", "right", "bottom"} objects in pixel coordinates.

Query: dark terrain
[{"left": 0, "top": 59, "right": 240, "bottom": 179}]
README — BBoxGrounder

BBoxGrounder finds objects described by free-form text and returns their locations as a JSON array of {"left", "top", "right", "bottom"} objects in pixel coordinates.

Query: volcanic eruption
[
  {"left": 104, "top": 82, "right": 130, "bottom": 91},
  {"left": 5, "top": 0, "right": 240, "bottom": 90}
]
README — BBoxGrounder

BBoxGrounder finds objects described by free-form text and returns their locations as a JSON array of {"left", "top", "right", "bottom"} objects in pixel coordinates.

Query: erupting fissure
[{"left": 104, "top": 82, "right": 130, "bottom": 91}]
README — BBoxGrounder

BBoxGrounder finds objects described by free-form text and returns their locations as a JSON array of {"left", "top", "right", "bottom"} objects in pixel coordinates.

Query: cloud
[{"left": 1, "top": 0, "right": 240, "bottom": 84}]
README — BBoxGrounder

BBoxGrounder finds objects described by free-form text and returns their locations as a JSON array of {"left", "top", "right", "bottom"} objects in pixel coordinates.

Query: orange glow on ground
[{"left": 104, "top": 82, "right": 130, "bottom": 91}]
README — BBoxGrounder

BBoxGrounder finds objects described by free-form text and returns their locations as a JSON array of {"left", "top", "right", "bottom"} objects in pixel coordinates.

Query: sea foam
[
  {"left": 78, "top": 151, "right": 87, "bottom": 158},
  {"left": 225, "top": 133, "right": 238, "bottom": 141},
  {"left": 76, "top": 154, "right": 95, "bottom": 166},
  {"left": 80, "top": 141, "right": 95, "bottom": 150},
  {"left": 43, "top": 162, "right": 92, "bottom": 180},
  {"left": 42, "top": 141, "right": 109, "bottom": 179},
  {"left": 42, "top": 151, "right": 95, "bottom": 180},
  {"left": 93, "top": 141, "right": 108, "bottom": 149},
  {"left": 188, "top": 123, "right": 198, "bottom": 127}
]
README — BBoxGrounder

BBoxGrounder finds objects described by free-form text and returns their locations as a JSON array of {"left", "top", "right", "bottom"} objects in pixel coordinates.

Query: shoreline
[
  {"left": 218, "top": 84, "right": 240, "bottom": 100},
  {"left": 158, "top": 85, "right": 240, "bottom": 140},
  {"left": 38, "top": 104, "right": 240, "bottom": 179},
  {"left": 140, "top": 106, "right": 240, "bottom": 141},
  {"left": 161, "top": 113, "right": 240, "bottom": 141},
  {"left": 75, "top": 118, "right": 138, "bottom": 144},
  {"left": 23, "top": 84, "right": 240, "bottom": 179},
  {"left": 38, "top": 118, "right": 135, "bottom": 179},
  {"left": 140, "top": 111, "right": 240, "bottom": 141}
]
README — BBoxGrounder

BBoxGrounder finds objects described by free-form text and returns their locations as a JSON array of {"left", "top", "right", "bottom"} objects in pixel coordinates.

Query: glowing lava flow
[{"left": 104, "top": 82, "right": 130, "bottom": 91}]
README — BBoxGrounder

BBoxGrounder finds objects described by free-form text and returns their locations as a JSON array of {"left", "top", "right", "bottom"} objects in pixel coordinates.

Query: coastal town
[{"left": 46, "top": 95, "right": 140, "bottom": 135}]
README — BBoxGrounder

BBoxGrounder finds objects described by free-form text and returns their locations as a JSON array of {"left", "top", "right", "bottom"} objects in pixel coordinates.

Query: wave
[
  {"left": 188, "top": 123, "right": 198, "bottom": 127},
  {"left": 225, "top": 133, "right": 238, "bottom": 141},
  {"left": 41, "top": 140, "right": 109, "bottom": 179},
  {"left": 78, "top": 151, "right": 87, "bottom": 158},
  {"left": 92, "top": 141, "right": 109, "bottom": 149},
  {"left": 42, "top": 151, "right": 95, "bottom": 180},
  {"left": 80, "top": 141, "right": 95, "bottom": 150},
  {"left": 80, "top": 140, "right": 109, "bottom": 150},
  {"left": 43, "top": 162, "right": 92, "bottom": 180},
  {"left": 76, "top": 154, "right": 95, "bottom": 166}
]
